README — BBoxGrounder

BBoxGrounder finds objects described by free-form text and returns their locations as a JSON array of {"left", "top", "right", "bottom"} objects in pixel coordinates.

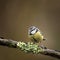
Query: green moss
[{"left": 17, "top": 42, "right": 43, "bottom": 54}]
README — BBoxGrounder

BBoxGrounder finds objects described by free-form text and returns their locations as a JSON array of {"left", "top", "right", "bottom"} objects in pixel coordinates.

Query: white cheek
[{"left": 31, "top": 30, "right": 36, "bottom": 34}]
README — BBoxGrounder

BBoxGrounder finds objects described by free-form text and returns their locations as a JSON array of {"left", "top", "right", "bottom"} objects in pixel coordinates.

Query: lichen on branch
[{"left": 17, "top": 42, "right": 43, "bottom": 53}]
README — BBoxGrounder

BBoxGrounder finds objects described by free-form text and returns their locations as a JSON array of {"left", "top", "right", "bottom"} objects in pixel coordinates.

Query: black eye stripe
[
  {"left": 28, "top": 26, "right": 40, "bottom": 35},
  {"left": 31, "top": 28, "right": 36, "bottom": 31},
  {"left": 30, "top": 28, "right": 38, "bottom": 35}
]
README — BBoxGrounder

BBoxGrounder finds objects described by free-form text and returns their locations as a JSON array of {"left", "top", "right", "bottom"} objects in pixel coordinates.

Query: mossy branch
[{"left": 0, "top": 38, "right": 60, "bottom": 59}]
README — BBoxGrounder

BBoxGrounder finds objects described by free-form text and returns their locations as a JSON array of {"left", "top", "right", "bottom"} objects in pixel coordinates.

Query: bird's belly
[{"left": 33, "top": 32, "right": 43, "bottom": 43}]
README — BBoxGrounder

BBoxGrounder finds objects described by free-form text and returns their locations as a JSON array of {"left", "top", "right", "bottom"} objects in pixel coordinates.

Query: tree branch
[{"left": 0, "top": 38, "right": 60, "bottom": 59}]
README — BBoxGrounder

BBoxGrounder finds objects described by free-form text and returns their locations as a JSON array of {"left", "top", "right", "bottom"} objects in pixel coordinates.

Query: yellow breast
[{"left": 29, "top": 31, "right": 43, "bottom": 43}]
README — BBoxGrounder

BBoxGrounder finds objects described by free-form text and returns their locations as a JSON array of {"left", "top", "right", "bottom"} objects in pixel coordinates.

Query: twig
[
  {"left": 0, "top": 38, "right": 17, "bottom": 48},
  {"left": 0, "top": 38, "right": 60, "bottom": 59}
]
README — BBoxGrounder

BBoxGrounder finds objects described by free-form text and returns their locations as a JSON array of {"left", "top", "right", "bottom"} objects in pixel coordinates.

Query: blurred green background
[{"left": 0, "top": 0, "right": 60, "bottom": 60}]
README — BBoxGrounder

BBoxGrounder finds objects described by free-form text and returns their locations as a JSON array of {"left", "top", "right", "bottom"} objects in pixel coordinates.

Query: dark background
[{"left": 0, "top": 0, "right": 60, "bottom": 60}]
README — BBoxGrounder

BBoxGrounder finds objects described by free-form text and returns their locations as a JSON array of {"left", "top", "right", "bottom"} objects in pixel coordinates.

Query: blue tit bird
[{"left": 28, "top": 26, "right": 46, "bottom": 44}]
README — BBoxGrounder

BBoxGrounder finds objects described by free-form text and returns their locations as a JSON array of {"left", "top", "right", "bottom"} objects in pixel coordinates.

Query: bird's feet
[{"left": 40, "top": 45, "right": 47, "bottom": 49}]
